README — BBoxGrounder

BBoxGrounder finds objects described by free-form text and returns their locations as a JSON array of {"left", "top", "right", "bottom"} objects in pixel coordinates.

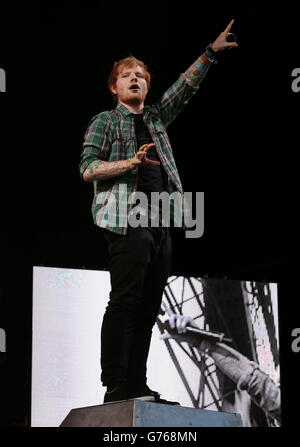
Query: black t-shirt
[
  {"left": 134, "top": 114, "right": 168, "bottom": 227},
  {"left": 134, "top": 114, "right": 168, "bottom": 195}
]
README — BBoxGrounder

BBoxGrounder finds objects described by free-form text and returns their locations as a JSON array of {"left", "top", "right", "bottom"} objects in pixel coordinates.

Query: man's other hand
[{"left": 131, "top": 143, "right": 160, "bottom": 168}]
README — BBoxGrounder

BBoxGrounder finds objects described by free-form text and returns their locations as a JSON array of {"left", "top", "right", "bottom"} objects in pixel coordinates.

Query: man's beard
[{"left": 126, "top": 92, "right": 145, "bottom": 106}]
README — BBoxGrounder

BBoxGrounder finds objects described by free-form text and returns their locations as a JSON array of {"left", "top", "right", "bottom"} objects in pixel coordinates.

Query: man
[
  {"left": 162, "top": 309, "right": 281, "bottom": 424},
  {"left": 79, "top": 20, "right": 237, "bottom": 405}
]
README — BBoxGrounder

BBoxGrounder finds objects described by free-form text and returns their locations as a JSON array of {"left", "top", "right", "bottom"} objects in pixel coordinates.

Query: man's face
[{"left": 111, "top": 63, "right": 148, "bottom": 106}]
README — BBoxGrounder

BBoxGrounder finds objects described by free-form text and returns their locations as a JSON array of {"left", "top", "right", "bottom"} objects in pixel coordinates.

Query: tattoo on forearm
[
  {"left": 185, "top": 54, "right": 212, "bottom": 87},
  {"left": 88, "top": 160, "right": 104, "bottom": 174},
  {"left": 87, "top": 159, "right": 129, "bottom": 180}
]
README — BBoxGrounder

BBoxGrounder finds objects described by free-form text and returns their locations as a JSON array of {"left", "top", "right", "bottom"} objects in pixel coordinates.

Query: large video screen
[{"left": 31, "top": 267, "right": 280, "bottom": 427}]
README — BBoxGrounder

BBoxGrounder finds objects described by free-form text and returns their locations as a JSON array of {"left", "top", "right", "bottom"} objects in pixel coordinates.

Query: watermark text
[
  {"left": 0, "top": 68, "right": 6, "bottom": 92},
  {"left": 95, "top": 185, "right": 204, "bottom": 238},
  {"left": 291, "top": 328, "right": 300, "bottom": 353},
  {"left": 291, "top": 68, "right": 300, "bottom": 92},
  {"left": 0, "top": 328, "right": 6, "bottom": 352}
]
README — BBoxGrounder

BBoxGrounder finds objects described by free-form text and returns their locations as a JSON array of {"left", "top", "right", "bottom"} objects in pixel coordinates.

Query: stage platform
[{"left": 60, "top": 400, "right": 243, "bottom": 427}]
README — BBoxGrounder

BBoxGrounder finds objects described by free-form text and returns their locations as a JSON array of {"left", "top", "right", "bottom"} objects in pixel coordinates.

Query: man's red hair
[{"left": 108, "top": 56, "right": 151, "bottom": 102}]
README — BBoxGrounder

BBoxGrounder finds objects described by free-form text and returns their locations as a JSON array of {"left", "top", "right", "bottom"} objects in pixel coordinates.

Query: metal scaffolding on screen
[{"left": 156, "top": 276, "right": 280, "bottom": 427}]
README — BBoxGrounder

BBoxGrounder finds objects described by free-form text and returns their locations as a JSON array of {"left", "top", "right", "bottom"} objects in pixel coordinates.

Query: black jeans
[{"left": 100, "top": 226, "right": 172, "bottom": 388}]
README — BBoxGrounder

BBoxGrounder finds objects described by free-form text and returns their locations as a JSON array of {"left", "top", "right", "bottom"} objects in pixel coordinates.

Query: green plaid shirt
[{"left": 79, "top": 56, "right": 211, "bottom": 234}]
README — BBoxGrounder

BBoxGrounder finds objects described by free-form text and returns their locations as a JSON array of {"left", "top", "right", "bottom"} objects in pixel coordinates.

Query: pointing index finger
[{"left": 224, "top": 18, "right": 234, "bottom": 34}]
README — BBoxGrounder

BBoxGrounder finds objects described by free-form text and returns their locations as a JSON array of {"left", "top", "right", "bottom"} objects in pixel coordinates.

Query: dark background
[{"left": 0, "top": 1, "right": 299, "bottom": 431}]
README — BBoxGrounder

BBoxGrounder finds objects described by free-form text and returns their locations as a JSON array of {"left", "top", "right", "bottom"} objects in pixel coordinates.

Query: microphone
[{"left": 163, "top": 320, "right": 233, "bottom": 345}]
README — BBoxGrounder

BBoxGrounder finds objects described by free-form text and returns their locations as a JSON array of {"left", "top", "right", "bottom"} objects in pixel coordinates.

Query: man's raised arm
[
  {"left": 185, "top": 19, "right": 238, "bottom": 87},
  {"left": 158, "top": 19, "right": 238, "bottom": 127}
]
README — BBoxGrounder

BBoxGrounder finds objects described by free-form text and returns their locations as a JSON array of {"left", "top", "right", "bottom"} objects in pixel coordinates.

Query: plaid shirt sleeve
[
  {"left": 157, "top": 54, "right": 212, "bottom": 128},
  {"left": 79, "top": 112, "right": 112, "bottom": 178}
]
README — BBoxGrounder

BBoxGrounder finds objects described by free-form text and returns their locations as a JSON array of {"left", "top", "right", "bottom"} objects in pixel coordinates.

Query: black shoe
[
  {"left": 103, "top": 384, "right": 128, "bottom": 404},
  {"left": 128, "top": 385, "right": 180, "bottom": 406},
  {"left": 126, "top": 384, "right": 155, "bottom": 402}
]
